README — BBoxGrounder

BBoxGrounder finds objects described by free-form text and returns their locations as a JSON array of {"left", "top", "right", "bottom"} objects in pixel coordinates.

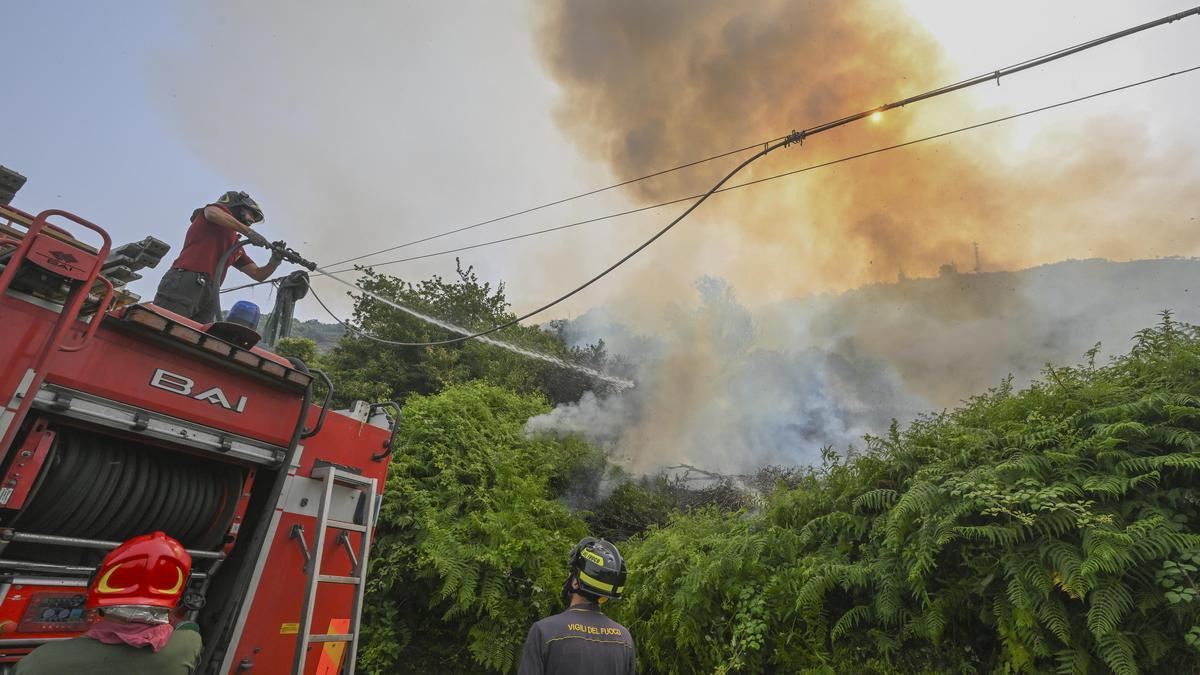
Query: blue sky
[
  {"left": 8, "top": 2, "right": 584, "bottom": 317},
  {"left": 8, "top": 4, "right": 226, "bottom": 252}
]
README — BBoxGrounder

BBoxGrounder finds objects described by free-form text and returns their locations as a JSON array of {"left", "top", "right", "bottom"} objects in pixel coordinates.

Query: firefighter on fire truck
[
  {"left": 13, "top": 532, "right": 202, "bottom": 674},
  {"left": 519, "top": 537, "right": 636, "bottom": 675},
  {"left": 152, "top": 190, "right": 283, "bottom": 323}
]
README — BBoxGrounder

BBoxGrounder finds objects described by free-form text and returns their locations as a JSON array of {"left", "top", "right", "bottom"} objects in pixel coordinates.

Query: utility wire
[
  {"left": 309, "top": 283, "right": 452, "bottom": 348},
  {"left": 308, "top": 283, "right": 367, "bottom": 339},
  {"left": 224, "top": 5, "right": 1200, "bottom": 297},
  {"left": 315, "top": 4, "right": 1200, "bottom": 270},
  {"left": 313, "top": 133, "right": 798, "bottom": 346},
  {"left": 309, "top": 60, "right": 1200, "bottom": 348},
  {"left": 307, "top": 282, "right": 637, "bottom": 387},
  {"left": 269, "top": 63, "right": 1200, "bottom": 281},
  {"left": 321, "top": 139, "right": 782, "bottom": 269}
]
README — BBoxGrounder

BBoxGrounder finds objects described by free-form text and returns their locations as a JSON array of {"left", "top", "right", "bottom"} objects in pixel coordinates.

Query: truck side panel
[{"left": 220, "top": 407, "right": 390, "bottom": 674}]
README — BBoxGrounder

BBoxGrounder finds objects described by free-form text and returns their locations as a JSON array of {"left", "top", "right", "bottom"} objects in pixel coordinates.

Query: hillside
[
  {"left": 287, "top": 317, "right": 344, "bottom": 351},
  {"left": 758, "top": 257, "right": 1200, "bottom": 408},
  {"left": 610, "top": 314, "right": 1200, "bottom": 674},
  {"left": 287, "top": 258, "right": 1200, "bottom": 673},
  {"left": 278, "top": 257, "right": 1200, "bottom": 371}
]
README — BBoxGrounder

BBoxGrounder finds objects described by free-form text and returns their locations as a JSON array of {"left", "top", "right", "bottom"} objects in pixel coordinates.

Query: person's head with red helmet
[
  {"left": 14, "top": 532, "right": 204, "bottom": 673},
  {"left": 88, "top": 531, "right": 192, "bottom": 611}
]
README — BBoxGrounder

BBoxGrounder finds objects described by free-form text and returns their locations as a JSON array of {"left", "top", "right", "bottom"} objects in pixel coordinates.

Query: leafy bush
[
  {"left": 351, "top": 305, "right": 1200, "bottom": 673},
  {"left": 586, "top": 478, "right": 678, "bottom": 542}
]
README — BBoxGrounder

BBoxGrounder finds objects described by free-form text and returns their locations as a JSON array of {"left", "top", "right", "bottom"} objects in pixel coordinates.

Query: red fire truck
[{"left": 0, "top": 176, "right": 394, "bottom": 673}]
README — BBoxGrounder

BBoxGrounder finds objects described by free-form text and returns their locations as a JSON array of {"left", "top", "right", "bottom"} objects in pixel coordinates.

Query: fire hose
[
  {"left": 210, "top": 238, "right": 316, "bottom": 324},
  {"left": 208, "top": 238, "right": 331, "bottom": 441}
]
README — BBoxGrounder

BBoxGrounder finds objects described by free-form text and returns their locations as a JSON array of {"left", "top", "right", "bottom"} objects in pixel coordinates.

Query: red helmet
[{"left": 87, "top": 532, "right": 192, "bottom": 609}]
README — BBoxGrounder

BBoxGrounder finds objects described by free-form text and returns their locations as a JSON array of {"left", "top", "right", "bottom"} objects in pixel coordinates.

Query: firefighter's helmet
[
  {"left": 567, "top": 537, "right": 627, "bottom": 602},
  {"left": 87, "top": 531, "right": 192, "bottom": 609},
  {"left": 217, "top": 190, "right": 264, "bottom": 224}
]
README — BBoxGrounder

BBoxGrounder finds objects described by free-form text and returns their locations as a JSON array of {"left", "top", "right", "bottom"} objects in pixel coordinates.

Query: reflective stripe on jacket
[{"left": 519, "top": 602, "right": 636, "bottom": 675}]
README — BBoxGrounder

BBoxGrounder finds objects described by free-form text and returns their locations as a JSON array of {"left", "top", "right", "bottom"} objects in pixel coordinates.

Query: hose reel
[{"left": 9, "top": 426, "right": 245, "bottom": 552}]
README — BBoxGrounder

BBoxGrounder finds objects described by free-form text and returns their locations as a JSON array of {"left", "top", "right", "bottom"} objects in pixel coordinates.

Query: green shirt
[{"left": 13, "top": 624, "right": 202, "bottom": 675}]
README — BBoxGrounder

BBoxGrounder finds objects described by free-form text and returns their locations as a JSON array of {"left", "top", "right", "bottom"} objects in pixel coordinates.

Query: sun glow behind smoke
[{"left": 534, "top": 0, "right": 1200, "bottom": 299}]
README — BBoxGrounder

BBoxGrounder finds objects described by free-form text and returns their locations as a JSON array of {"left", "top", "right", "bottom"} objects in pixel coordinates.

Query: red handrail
[{"left": 0, "top": 209, "right": 113, "bottom": 454}]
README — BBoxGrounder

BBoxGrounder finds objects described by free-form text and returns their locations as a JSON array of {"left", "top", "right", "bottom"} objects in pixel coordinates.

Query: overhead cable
[
  {"left": 316, "top": 4, "right": 1200, "bottom": 270},
  {"left": 222, "top": 58, "right": 1200, "bottom": 299},
  {"left": 306, "top": 283, "right": 636, "bottom": 388},
  {"left": 321, "top": 139, "right": 784, "bottom": 269},
  {"left": 312, "top": 131, "right": 797, "bottom": 345},
  {"left": 312, "top": 57, "right": 1200, "bottom": 347},
  {"left": 318, "top": 63, "right": 1200, "bottom": 274}
]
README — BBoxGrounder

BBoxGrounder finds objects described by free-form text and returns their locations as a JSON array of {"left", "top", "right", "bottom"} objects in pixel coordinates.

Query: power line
[
  {"left": 310, "top": 282, "right": 466, "bottom": 348},
  {"left": 225, "top": 62, "right": 1200, "bottom": 297},
  {"left": 310, "top": 60, "right": 1200, "bottom": 348},
  {"left": 321, "top": 138, "right": 783, "bottom": 270},
  {"left": 308, "top": 283, "right": 373, "bottom": 340},
  {"left": 222, "top": 5, "right": 1200, "bottom": 298},
  {"left": 313, "top": 133, "right": 795, "bottom": 346},
  {"left": 315, "top": 4, "right": 1200, "bottom": 270},
  {"left": 325, "top": 201, "right": 687, "bottom": 274},
  {"left": 308, "top": 64, "right": 1199, "bottom": 275}
]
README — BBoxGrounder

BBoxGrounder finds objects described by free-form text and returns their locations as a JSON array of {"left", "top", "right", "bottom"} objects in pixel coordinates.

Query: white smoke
[
  {"left": 526, "top": 391, "right": 635, "bottom": 448},
  {"left": 529, "top": 276, "right": 928, "bottom": 473},
  {"left": 529, "top": 259, "right": 1200, "bottom": 475}
]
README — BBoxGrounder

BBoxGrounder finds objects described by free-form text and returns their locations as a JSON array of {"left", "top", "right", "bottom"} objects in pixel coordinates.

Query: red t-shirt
[{"left": 168, "top": 204, "right": 256, "bottom": 280}]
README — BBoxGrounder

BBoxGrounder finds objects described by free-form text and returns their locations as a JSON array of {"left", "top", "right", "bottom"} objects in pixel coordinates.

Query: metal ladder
[{"left": 292, "top": 465, "right": 378, "bottom": 675}]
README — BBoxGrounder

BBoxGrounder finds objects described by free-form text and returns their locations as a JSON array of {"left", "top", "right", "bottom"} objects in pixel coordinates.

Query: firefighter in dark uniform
[
  {"left": 153, "top": 190, "right": 282, "bottom": 323},
  {"left": 519, "top": 538, "right": 636, "bottom": 675}
]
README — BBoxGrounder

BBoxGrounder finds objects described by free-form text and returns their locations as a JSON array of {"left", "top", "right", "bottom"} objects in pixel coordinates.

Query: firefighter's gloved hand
[
  {"left": 268, "top": 243, "right": 285, "bottom": 266},
  {"left": 244, "top": 229, "right": 270, "bottom": 248}
]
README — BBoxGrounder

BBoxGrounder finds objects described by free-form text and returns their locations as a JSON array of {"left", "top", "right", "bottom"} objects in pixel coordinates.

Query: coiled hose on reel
[{"left": 11, "top": 427, "right": 245, "bottom": 552}]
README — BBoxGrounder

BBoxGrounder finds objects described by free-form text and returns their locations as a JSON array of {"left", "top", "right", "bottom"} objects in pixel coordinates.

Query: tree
[
  {"left": 273, "top": 336, "right": 320, "bottom": 368},
  {"left": 322, "top": 261, "right": 624, "bottom": 407}
]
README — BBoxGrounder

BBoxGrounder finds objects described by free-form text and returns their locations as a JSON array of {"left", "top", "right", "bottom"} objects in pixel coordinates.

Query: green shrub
[{"left": 358, "top": 382, "right": 597, "bottom": 673}]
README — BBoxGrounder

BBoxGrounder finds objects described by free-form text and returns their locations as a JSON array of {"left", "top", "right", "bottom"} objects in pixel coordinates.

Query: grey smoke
[
  {"left": 529, "top": 259, "right": 1200, "bottom": 474},
  {"left": 526, "top": 391, "right": 637, "bottom": 449},
  {"left": 529, "top": 276, "right": 928, "bottom": 473}
]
